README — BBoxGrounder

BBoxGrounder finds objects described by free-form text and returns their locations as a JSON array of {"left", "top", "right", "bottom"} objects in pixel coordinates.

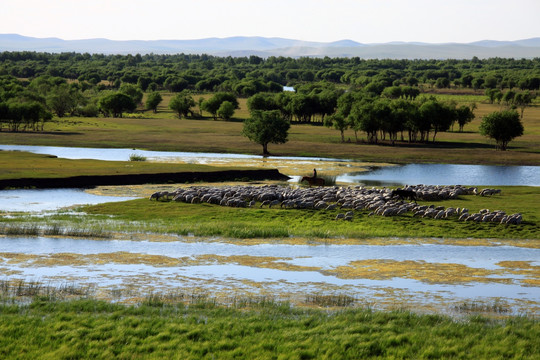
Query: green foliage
[
  {"left": 0, "top": 298, "right": 538, "bottom": 359},
  {"left": 202, "top": 92, "right": 238, "bottom": 120},
  {"left": 145, "top": 91, "right": 162, "bottom": 113},
  {"left": 98, "top": 92, "right": 136, "bottom": 118},
  {"left": 242, "top": 110, "right": 290, "bottom": 155},
  {"left": 217, "top": 100, "right": 235, "bottom": 120},
  {"left": 480, "top": 110, "right": 524, "bottom": 150},
  {"left": 119, "top": 83, "right": 144, "bottom": 105},
  {"left": 168, "top": 92, "right": 195, "bottom": 119}
]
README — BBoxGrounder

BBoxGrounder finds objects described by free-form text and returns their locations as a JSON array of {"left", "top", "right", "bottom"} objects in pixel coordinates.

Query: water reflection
[
  {"left": 0, "top": 188, "right": 136, "bottom": 212},
  {"left": 0, "top": 236, "right": 538, "bottom": 314},
  {"left": 2, "top": 144, "right": 538, "bottom": 186},
  {"left": 338, "top": 163, "right": 540, "bottom": 186}
]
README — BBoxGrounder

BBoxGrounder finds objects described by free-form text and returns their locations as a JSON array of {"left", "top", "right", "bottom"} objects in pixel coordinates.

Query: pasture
[
  {"left": 0, "top": 91, "right": 539, "bottom": 358},
  {"left": 0, "top": 93, "right": 539, "bottom": 165},
  {"left": 0, "top": 297, "right": 537, "bottom": 359}
]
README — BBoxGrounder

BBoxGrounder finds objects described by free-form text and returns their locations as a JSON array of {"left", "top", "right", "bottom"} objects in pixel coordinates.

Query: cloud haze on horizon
[{"left": 1, "top": 0, "right": 539, "bottom": 44}]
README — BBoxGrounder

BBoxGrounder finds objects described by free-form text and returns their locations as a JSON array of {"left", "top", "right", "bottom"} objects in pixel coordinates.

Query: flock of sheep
[{"left": 150, "top": 183, "right": 522, "bottom": 225}]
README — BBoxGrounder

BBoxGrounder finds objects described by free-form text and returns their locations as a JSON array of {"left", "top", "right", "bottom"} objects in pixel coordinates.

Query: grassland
[
  {"left": 0, "top": 93, "right": 539, "bottom": 166},
  {"left": 0, "top": 151, "right": 247, "bottom": 181},
  {"left": 1, "top": 185, "right": 536, "bottom": 240},
  {"left": 0, "top": 92, "right": 539, "bottom": 358},
  {"left": 80, "top": 186, "right": 540, "bottom": 240},
  {"left": 0, "top": 297, "right": 538, "bottom": 359}
]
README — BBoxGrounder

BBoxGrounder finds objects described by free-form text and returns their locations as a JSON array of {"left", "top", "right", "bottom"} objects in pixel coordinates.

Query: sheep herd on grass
[{"left": 150, "top": 184, "right": 522, "bottom": 225}]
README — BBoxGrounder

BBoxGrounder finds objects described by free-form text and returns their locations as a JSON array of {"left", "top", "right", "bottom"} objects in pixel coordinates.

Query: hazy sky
[{"left": 2, "top": 0, "right": 539, "bottom": 43}]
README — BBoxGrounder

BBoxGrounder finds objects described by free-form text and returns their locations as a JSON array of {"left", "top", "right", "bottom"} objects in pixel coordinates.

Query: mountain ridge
[{"left": 1, "top": 34, "right": 539, "bottom": 59}]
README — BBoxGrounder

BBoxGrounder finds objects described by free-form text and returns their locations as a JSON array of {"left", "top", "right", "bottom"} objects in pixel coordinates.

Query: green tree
[
  {"left": 324, "top": 113, "right": 348, "bottom": 142},
  {"left": 46, "top": 84, "right": 78, "bottom": 117},
  {"left": 513, "top": 91, "right": 536, "bottom": 119},
  {"left": 119, "top": 83, "right": 144, "bottom": 106},
  {"left": 98, "top": 93, "right": 136, "bottom": 118},
  {"left": 169, "top": 92, "right": 195, "bottom": 119},
  {"left": 479, "top": 110, "right": 524, "bottom": 150},
  {"left": 349, "top": 101, "right": 379, "bottom": 144},
  {"left": 201, "top": 92, "right": 238, "bottom": 120},
  {"left": 217, "top": 101, "right": 235, "bottom": 120},
  {"left": 242, "top": 110, "right": 290, "bottom": 156},
  {"left": 455, "top": 104, "right": 476, "bottom": 132},
  {"left": 145, "top": 92, "right": 162, "bottom": 113}
]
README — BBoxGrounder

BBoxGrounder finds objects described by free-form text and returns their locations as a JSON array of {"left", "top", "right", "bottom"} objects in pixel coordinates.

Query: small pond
[{"left": 0, "top": 236, "right": 538, "bottom": 315}]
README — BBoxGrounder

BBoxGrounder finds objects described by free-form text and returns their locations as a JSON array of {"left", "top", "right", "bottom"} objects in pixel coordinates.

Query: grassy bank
[
  {"left": 0, "top": 151, "right": 250, "bottom": 181},
  {"left": 8, "top": 186, "right": 524, "bottom": 240},
  {"left": 0, "top": 297, "right": 538, "bottom": 359},
  {"left": 0, "top": 96, "right": 539, "bottom": 165}
]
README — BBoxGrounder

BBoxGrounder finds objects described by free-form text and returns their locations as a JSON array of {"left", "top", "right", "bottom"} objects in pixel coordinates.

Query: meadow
[
  {"left": 0, "top": 92, "right": 539, "bottom": 167},
  {"left": 0, "top": 297, "right": 537, "bottom": 359},
  {"left": 1, "top": 91, "right": 539, "bottom": 359}
]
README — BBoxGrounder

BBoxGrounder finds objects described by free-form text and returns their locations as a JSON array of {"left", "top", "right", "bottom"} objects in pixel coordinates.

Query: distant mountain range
[{"left": 1, "top": 34, "right": 540, "bottom": 59}]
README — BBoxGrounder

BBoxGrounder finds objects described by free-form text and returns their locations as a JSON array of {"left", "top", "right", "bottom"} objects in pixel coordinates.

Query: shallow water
[
  {"left": 340, "top": 163, "right": 540, "bottom": 186},
  {"left": 0, "top": 236, "right": 538, "bottom": 315},
  {"left": 0, "top": 188, "right": 136, "bottom": 212},
  {"left": 2, "top": 144, "right": 538, "bottom": 186}
]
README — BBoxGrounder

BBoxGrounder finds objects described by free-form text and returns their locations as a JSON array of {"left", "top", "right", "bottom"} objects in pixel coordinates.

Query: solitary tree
[
  {"left": 324, "top": 113, "right": 348, "bottom": 142},
  {"left": 217, "top": 101, "right": 235, "bottom": 120},
  {"left": 169, "top": 92, "right": 195, "bottom": 118},
  {"left": 455, "top": 104, "right": 476, "bottom": 132},
  {"left": 242, "top": 110, "right": 290, "bottom": 156},
  {"left": 479, "top": 110, "right": 524, "bottom": 150},
  {"left": 145, "top": 91, "right": 162, "bottom": 113},
  {"left": 98, "top": 93, "right": 136, "bottom": 118}
]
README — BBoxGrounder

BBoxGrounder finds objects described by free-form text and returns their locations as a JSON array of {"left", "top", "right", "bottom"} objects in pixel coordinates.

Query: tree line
[{"left": 1, "top": 52, "right": 540, "bottom": 95}]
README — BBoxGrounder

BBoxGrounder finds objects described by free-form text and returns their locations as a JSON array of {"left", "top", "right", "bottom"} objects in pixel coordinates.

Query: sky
[{"left": 1, "top": 0, "right": 539, "bottom": 44}]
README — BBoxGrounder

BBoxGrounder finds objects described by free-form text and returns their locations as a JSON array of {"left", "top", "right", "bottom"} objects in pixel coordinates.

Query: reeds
[
  {"left": 129, "top": 153, "right": 147, "bottom": 161},
  {"left": 0, "top": 224, "right": 111, "bottom": 238},
  {"left": 0, "top": 279, "right": 93, "bottom": 302},
  {"left": 304, "top": 293, "right": 356, "bottom": 307}
]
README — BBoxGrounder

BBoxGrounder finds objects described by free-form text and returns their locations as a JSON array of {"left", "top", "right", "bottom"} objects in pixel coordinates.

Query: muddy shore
[{"left": 0, "top": 169, "right": 290, "bottom": 190}]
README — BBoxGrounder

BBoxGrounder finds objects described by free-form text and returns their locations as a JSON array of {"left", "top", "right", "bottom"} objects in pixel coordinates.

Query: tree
[
  {"left": 46, "top": 84, "right": 77, "bottom": 117},
  {"left": 349, "top": 101, "right": 379, "bottom": 144},
  {"left": 217, "top": 101, "right": 235, "bottom": 120},
  {"left": 145, "top": 92, "right": 162, "bottom": 113},
  {"left": 169, "top": 92, "right": 195, "bottom": 119},
  {"left": 242, "top": 110, "right": 290, "bottom": 156},
  {"left": 455, "top": 104, "right": 476, "bottom": 132},
  {"left": 513, "top": 91, "right": 536, "bottom": 119},
  {"left": 119, "top": 83, "right": 144, "bottom": 106},
  {"left": 201, "top": 92, "right": 238, "bottom": 120},
  {"left": 479, "top": 110, "right": 523, "bottom": 150},
  {"left": 98, "top": 93, "right": 136, "bottom": 118},
  {"left": 324, "top": 113, "right": 348, "bottom": 142}
]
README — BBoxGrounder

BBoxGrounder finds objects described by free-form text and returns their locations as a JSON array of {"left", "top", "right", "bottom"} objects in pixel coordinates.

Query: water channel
[
  {"left": 1, "top": 144, "right": 539, "bottom": 315},
  {"left": 2, "top": 144, "right": 539, "bottom": 186}
]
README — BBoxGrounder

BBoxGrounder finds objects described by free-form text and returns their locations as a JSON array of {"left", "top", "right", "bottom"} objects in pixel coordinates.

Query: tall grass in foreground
[{"left": 0, "top": 293, "right": 538, "bottom": 359}]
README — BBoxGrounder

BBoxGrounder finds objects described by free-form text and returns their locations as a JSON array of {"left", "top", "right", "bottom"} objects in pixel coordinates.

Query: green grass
[
  {"left": 0, "top": 96, "right": 539, "bottom": 165},
  {"left": 0, "top": 298, "right": 538, "bottom": 359},
  {"left": 13, "top": 186, "right": 528, "bottom": 240},
  {"left": 0, "top": 151, "right": 247, "bottom": 180}
]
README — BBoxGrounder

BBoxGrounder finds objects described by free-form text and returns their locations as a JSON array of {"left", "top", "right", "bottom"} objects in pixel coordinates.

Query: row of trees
[{"left": 324, "top": 96, "right": 476, "bottom": 144}]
